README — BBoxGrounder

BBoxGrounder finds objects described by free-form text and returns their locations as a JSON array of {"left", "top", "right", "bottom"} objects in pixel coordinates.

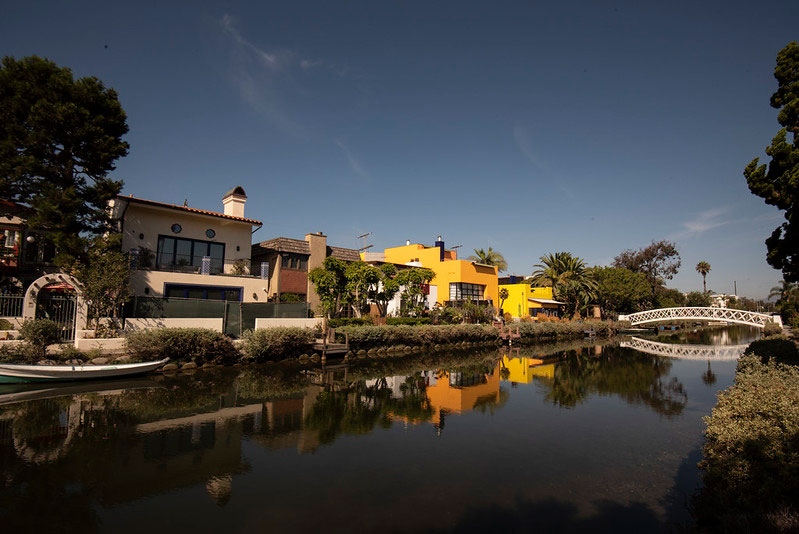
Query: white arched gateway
[
  {"left": 618, "top": 307, "right": 782, "bottom": 329},
  {"left": 22, "top": 273, "right": 88, "bottom": 341}
]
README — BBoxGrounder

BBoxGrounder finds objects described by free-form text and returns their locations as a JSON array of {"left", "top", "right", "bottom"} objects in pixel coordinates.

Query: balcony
[{"left": 129, "top": 252, "right": 267, "bottom": 279}]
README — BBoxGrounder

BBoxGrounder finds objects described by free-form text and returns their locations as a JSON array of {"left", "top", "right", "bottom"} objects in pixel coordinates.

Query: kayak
[{"left": 0, "top": 358, "right": 170, "bottom": 384}]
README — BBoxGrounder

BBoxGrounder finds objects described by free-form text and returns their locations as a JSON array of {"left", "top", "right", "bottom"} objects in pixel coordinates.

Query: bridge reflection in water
[{"left": 620, "top": 336, "right": 749, "bottom": 360}]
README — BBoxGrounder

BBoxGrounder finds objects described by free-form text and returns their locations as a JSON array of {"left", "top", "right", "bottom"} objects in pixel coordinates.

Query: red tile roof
[{"left": 119, "top": 195, "right": 262, "bottom": 225}]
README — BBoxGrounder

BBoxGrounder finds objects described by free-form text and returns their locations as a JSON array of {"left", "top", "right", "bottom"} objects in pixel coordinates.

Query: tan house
[
  {"left": 111, "top": 187, "right": 269, "bottom": 303},
  {"left": 251, "top": 232, "right": 359, "bottom": 312}
]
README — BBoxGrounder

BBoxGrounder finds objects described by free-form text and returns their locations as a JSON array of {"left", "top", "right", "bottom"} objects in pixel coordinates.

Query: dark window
[
  {"left": 164, "top": 284, "right": 242, "bottom": 301},
  {"left": 157, "top": 235, "right": 225, "bottom": 274},
  {"left": 280, "top": 253, "right": 309, "bottom": 271}
]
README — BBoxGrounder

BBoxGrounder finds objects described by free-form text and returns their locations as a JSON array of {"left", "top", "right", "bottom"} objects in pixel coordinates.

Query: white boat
[{"left": 0, "top": 358, "right": 170, "bottom": 384}]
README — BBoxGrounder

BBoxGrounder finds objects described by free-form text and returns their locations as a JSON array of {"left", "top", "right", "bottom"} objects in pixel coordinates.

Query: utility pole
[{"left": 734, "top": 281, "right": 737, "bottom": 296}]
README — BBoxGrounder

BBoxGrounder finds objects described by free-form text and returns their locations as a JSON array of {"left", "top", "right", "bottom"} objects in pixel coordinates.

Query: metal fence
[
  {"left": 126, "top": 297, "right": 309, "bottom": 338},
  {"left": 0, "top": 295, "right": 23, "bottom": 317}
]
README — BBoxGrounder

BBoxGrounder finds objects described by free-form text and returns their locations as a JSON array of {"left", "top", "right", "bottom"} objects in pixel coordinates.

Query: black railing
[{"left": 129, "top": 252, "right": 266, "bottom": 278}]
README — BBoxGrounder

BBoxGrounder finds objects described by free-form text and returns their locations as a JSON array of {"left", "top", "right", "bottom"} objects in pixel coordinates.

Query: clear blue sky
[{"left": 3, "top": 1, "right": 797, "bottom": 298}]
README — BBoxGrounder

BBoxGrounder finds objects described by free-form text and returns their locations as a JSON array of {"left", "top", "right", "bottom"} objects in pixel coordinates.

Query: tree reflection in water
[{"left": 539, "top": 345, "right": 688, "bottom": 417}]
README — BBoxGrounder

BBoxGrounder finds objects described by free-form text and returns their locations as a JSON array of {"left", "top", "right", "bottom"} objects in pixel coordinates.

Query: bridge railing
[
  {"left": 620, "top": 337, "right": 748, "bottom": 360},
  {"left": 618, "top": 307, "right": 781, "bottom": 329}
]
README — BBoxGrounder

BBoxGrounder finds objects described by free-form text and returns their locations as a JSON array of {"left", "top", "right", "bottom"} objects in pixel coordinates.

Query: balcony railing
[{"left": 128, "top": 252, "right": 269, "bottom": 279}]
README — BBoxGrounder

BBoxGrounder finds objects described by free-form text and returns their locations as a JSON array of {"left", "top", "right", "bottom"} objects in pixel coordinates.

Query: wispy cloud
[
  {"left": 335, "top": 138, "right": 369, "bottom": 180},
  {"left": 513, "top": 125, "right": 575, "bottom": 203},
  {"left": 669, "top": 207, "right": 732, "bottom": 240},
  {"left": 218, "top": 14, "right": 348, "bottom": 137}
]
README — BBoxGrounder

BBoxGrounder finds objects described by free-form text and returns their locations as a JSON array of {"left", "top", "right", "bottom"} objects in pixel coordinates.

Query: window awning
[{"left": 528, "top": 298, "right": 566, "bottom": 305}]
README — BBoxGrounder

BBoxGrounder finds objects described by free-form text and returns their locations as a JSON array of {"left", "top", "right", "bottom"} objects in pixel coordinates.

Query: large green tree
[
  {"left": 467, "top": 247, "right": 507, "bottom": 273},
  {"left": 308, "top": 257, "right": 350, "bottom": 318},
  {"left": 0, "top": 55, "right": 129, "bottom": 263},
  {"left": 593, "top": 266, "right": 651, "bottom": 314},
  {"left": 744, "top": 42, "right": 799, "bottom": 282},
  {"left": 612, "top": 240, "right": 681, "bottom": 295}
]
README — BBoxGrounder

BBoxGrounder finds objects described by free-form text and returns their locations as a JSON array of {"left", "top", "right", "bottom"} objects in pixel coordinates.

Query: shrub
[
  {"left": 328, "top": 317, "right": 374, "bottom": 328},
  {"left": 744, "top": 338, "right": 799, "bottom": 366},
  {"left": 695, "top": 353, "right": 799, "bottom": 531},
  {"left": 386, "top": 317, "right": 432, "bottom": 326},
  {"left": 0, "top": 318, "right": 13, "bottom": 330},
  {"left": 764, "top": 321, "right": 783, "bottom": 337},
  {"left": 241, "top": 327, "right": 315, "bottom": 362},
  {"left": 19, "top": 319, "right": 62, "bottom": 356},
  {"left": 125, "top": 328, "right": 238, "bottom": 364},
  {"left": 0, "top": 343, "right": 40, "bottom": 363}
]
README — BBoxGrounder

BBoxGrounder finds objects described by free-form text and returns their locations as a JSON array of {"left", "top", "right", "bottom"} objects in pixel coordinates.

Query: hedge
[
  {"left": 241, "top": 327, "right": 315, "bottom": 362},
  {"left": 125, "top": 328, "right": 238, "bottom": 365},
  {"left": 695, "top": 350, "right": 799, "bottom": 532}
]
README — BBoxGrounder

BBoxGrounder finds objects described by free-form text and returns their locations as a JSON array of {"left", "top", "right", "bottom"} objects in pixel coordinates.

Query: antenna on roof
[{"left": 357, "top": 232, "right": 372, "bottom": 253}]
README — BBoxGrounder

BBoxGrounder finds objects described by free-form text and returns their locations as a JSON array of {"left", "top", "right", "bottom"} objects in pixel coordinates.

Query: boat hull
[{"left": 0, "top": 358, "right": 170, "bottom": 384}]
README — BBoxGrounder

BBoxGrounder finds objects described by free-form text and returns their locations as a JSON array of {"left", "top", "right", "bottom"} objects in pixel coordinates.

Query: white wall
[
  {"left": 255, "top": 318, "right": 322, "bottom": 329},
  {"left": 385, "top": 284, "right": 438, "bottom": 316}
]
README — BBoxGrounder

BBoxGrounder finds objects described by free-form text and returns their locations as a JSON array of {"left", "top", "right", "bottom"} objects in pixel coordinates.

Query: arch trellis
[
  {"left": 620, "top": 337, "right": 749, "bottom": 360},
  {"left": 618, "top": 307, "right": 781, "bottom": 329},
  {"left": 22, "top": 273, "right": 88, "bottom": 337}
]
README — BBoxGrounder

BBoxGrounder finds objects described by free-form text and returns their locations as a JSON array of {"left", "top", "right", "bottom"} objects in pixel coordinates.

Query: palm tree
[
  {"left": 467, "top": 247, "right": 507, "bottom": 273},
  {"left": 695, "top": 261, "right": 711, "bottom": 293},
  {"left": 530, "top": 252, "right": 597, "bottom": 317}
]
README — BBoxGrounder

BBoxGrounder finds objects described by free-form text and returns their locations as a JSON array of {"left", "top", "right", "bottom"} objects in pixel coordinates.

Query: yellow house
[
  {"left": 499, "top": 282, "right": 564, "bottom": 319},
  {"left": 383, "top": 238, "right": 498, "bottom": 307}
]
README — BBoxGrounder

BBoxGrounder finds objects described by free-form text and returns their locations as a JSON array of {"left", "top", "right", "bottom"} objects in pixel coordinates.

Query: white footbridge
[
  {"left": 618, "top": 307, "right": 781, "bottom": 329},
  {"left": 620, "top": 337, "right": 749, "bottom": 360}
]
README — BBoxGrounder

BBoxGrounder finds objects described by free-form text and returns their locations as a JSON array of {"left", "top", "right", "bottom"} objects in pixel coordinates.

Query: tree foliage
[
  {"left": 308, "top": 258, "right": 410, "bottom": 318},
  {"left": 467, "top": 247, "right": 507, "bottom": 273},
  {"left": 68, "top": 234, "right": 132, "bottom": 330},
  {"left": 696, "top": 261, "right": 711, "bottom": 293},
  {"left": 744, "top": 42, "right": 799, "bottom": 282},
  {"left": 612, "top": 240, "right": 681, "bottom": 293},
  {"left": 395, "top": 267, "right": 435, "bottom": 316},
  {"left": 769, "top": 279, "right": 799, "bottom": 325},
  {"left": 0, "top": 55, "right": 128, "bottom": 263},
  {"left": 593, "top": 266, "right": 651, "bottom": 314},
  {"left": 685, "top": 290, "right": 711, "bottom": 307},
  {"left": 530, "top": 252, "right": 597, "bottom": 317},
  {"left": 308, "top": 257, "right": 350, "bottom": 318}
]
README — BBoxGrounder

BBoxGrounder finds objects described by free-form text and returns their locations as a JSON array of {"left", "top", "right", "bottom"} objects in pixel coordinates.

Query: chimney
[
  {"left": 406, "top": 239, "right": 410, "bottom": 246},
  {"left": 222, "top": 186, "right": 247, "bottom": 218},
  {"left": 434, "top": 235, "right": 444, "bottom": 262}
]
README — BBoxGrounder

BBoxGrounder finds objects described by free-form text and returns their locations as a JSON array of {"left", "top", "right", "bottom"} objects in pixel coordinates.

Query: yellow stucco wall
[
  {"left": 425, "top": 368, "right": 500, "bottom": 421},
  {"left": 384, "top": 243, "right": 498, "bottom": 305},
  {"left": 499, "top": 284, "right": 557, "bottom": 318}
]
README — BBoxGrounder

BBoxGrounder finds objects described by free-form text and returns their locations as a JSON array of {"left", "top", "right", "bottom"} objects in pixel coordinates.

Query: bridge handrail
[
  {"left": 620, "top": 336, "right": 749, "bottom": 360},
  {"left": 618, "top": 307, "right": 782, "bottom": 329}
]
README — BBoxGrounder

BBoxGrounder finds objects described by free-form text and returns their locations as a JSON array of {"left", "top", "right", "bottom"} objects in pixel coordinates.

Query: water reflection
[{"left": 0, "top": 336, "right": 731, "bottom": 531}]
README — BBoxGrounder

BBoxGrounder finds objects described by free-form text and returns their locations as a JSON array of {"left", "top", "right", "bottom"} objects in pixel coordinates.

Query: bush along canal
[{"left": 0, "top": 326, "right": 764, "bottom": 533}]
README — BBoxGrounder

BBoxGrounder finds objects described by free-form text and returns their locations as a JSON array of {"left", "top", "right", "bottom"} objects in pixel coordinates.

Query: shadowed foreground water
[{"left": 0, "top": 327, "right": 760, "bottom": 533}]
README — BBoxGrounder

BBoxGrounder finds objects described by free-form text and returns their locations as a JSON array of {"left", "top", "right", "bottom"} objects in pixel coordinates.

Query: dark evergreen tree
[
  {"left": 0, "top": 55, "right": 128, "bottom": 263},
  {"left": 744, "top": 42, "right": 799, "bottom": 282}
]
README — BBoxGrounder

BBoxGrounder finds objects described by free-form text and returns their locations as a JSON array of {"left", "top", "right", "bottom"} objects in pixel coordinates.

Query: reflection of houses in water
[
  {"left": 501, "top": 355, "right": 559, "bottom": 384},
  {"left": 0, "top": 390, "right": 250, "bottom": 507},
  {"left": 248, "top": 386, "right": 323, "bottom": 454},
  {"left": 425, "top": 366, "right": 500, "bottom": 430}
]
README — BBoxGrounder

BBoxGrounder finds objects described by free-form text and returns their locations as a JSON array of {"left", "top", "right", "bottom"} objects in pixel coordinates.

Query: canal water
[{"left": 0, "top": 327, "right": 760, "bottom": 533}]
